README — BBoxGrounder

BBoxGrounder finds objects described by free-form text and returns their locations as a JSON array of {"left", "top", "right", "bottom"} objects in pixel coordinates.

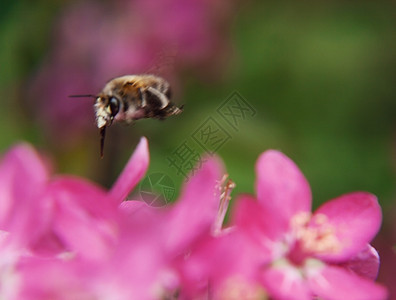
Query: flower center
[{"left": 287, "top": 212, "right": 342, "bottom": 264}]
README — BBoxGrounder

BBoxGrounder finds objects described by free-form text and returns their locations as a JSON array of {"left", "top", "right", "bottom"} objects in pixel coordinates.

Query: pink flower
[
  {"left": 231, "top": 150, "right": 388, "bottom": 300},
  {"left": 1, "top": 138, "right": 224, "bottom": 299},
  {"left": 82, "top": 156, "right": 223, "bottom": 299},
  {"left": 181, "top": 150, "right": 388, "bottom": 299},
  {"left": 0, "top": 141, "right": 388, "bottom": 299},
  {"left": 0, "top": 138, "right": 149, "bottom": 298},
  {"left": 0, "top": 144, "right": 51, "bottom": 299}
]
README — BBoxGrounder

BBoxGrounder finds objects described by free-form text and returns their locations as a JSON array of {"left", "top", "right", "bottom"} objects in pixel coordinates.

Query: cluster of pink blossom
[{"left": 0, "top": 138, "right": 387, "bottom": 299}]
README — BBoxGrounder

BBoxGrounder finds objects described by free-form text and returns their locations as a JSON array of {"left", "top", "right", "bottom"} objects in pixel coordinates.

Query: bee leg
[{"left": 147, "top": 86, "right": 169, "bottom": 109}]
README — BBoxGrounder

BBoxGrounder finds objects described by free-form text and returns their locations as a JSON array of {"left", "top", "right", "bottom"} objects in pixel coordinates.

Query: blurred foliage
[{"left": 0, "top": 0, "right": 395, "bottom": 211}]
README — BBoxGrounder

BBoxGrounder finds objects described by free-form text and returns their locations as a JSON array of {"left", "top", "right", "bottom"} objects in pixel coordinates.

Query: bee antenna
[
  {"left": 68, "top": 94, "right": 97, "bottom": 98},
  {"left": 100, "top": 127, "right": 106, "bottom": 159}
]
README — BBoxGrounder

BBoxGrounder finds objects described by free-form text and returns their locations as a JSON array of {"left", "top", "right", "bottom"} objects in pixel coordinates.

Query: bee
[{"left": 71, "top": 74, "right": 183, "bottom": 157}]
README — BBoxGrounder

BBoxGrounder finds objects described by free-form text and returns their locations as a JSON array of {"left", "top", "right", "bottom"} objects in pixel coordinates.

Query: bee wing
[{"left": 146, "top": 86, "right": 169, "bottom": 109}]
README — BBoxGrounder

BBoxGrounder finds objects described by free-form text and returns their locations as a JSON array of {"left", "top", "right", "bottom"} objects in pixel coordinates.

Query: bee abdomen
[{"left": 147, "top": 103, "right": 183, "bottom": 120}]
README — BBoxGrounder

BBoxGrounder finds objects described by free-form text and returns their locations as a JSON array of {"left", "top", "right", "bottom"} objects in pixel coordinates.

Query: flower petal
[
  {"left": 181, "top": 231, "right": 266, "bottom": 299},
  {"left": 161, "top": 157, "right": 223, "bottom": 253},
  {"left": 0, "top": 143, "right": 49, "bottom": 244},
  {"left": 118, "top": 200, "right": 161, "bottom": 223},
  {"left": 261, "top": 264, "right": 311, "bottom": 300},
  {"left": 109, "top": 137, "right": 149, "bottom": 204},
  {"left": 308, "top": 265, "right": 388, "bottom": 300},
  {"left": 119, "top": 200, "right": 151, "bottom": 215},
  {"left": 313, "top": 192, "right": 382, "bottom": 261},
  {"left": 339, "top": 244, "right": 380, "bottom": 280},
  {"left": 45, "top": 177, "right": 118, "bottom": 260},
  {"left": 255, "top": 150, "right": 311, "bottom": 227},
  {"left": 232, "top": 195, "right": 285, "bottom": 252},
  {"left": 18, "top": 257, "right": 88, "bottom": 300}
]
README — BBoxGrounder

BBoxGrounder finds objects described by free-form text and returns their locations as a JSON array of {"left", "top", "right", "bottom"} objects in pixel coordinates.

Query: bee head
[{"left": 94, "top": 96, "right": 120, "bottom": 129}]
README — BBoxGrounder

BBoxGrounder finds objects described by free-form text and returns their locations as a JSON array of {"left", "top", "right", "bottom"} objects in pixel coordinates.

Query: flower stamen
[
  {"left": 212, "top": 174, "right": 235, "bottom": 235},
  {"left": 291, "top": 212, "right": 342, "bottom": 255}
]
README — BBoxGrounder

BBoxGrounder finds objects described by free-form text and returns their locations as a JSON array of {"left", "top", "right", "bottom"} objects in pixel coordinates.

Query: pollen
[{"left": 291, "top": 212, "right": 342, "bottom": 255}]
